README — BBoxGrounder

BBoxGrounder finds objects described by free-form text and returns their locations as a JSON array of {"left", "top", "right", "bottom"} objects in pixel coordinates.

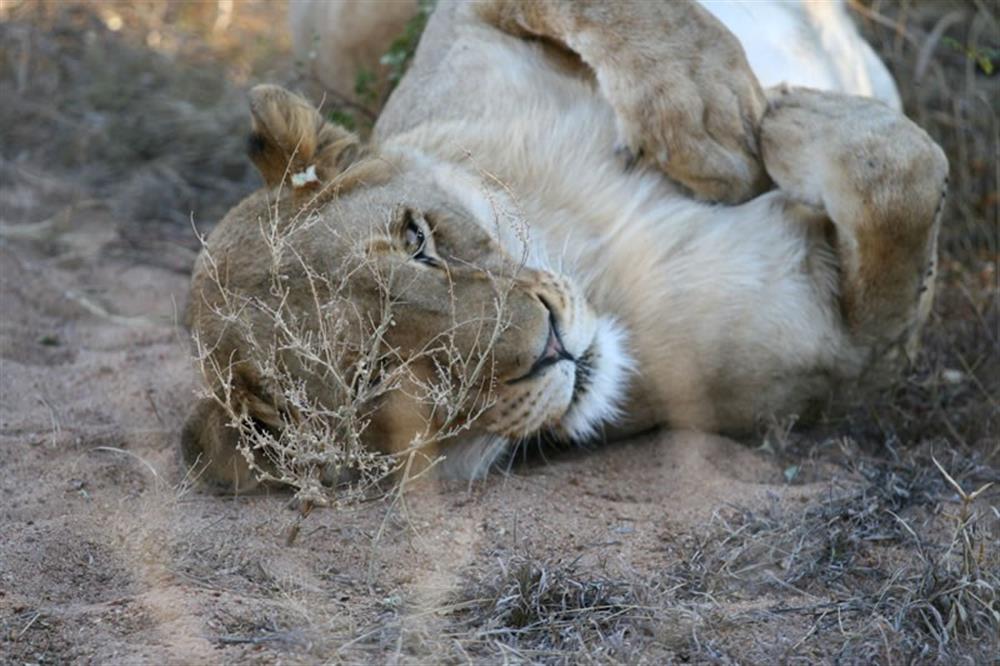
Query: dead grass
[
  {"left": 673, "top": 441, "right": 998, "bottom": 662},
  {"left": 448, "top": 551, "right": 663, "bottom": 662},
  {"left": 436, "top": 442, "right": 998, "bottom": 664}
]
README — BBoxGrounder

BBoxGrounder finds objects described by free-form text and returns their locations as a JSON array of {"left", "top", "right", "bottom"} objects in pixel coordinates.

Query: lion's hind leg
[{"left": 760, "top": 87, "right": 948, "bottom": 366}]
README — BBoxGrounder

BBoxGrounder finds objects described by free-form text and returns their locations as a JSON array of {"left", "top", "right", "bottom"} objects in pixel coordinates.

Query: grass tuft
[{"left": 450, "top": 551, "right": 662, "bottom": 662}]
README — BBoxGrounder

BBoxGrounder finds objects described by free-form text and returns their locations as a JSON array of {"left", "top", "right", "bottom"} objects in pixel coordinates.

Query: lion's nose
[
  {"left": 507, "top": 296, "right": 574, "bottom": 385},
  {"left": 536, "top": 296, "right": 573, "bottom": 364},
  {"left": 539, "top": 324, "right": 568, "bottom": 364}
]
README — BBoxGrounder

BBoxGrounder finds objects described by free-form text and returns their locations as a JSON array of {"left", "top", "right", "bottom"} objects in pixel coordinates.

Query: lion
[{"left": 182, "top": 0, "right": 947, "bottom": 490}]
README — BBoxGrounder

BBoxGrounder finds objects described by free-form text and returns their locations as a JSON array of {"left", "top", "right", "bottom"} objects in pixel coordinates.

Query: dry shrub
[
  {"left": 191, "top": 181, "right": 528, "bottom": 506},
  {"left": 0, "top": 4, "right": 261, "bottom": 225}
]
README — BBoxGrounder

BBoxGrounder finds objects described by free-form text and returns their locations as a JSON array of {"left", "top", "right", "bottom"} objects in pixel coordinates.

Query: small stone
[
  {"left": 941, "top": 368, "right": 965, "bottom": 384},
  {"left": 38, "top": 335, "right": 61, "bottom": 347}
]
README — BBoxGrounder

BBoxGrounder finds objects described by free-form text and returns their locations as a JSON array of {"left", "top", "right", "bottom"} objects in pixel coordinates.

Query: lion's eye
[
  {"left": 405, "top": 219, "right": 425, "bottom": 254},
  {"left": 402, "top": 210, "right": 437, "bottom": 266}
]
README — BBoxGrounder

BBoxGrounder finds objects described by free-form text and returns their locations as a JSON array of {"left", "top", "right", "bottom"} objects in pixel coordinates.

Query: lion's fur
[{"left": 184, "top": 0, "right": 947, "bottom": 486}]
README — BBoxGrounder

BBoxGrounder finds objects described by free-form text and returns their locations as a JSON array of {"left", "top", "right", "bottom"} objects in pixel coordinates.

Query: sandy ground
[
  {"left": 1, "top": 2, "right": 997, "bottom": 664},
  {"left": 0, "top": 188, "right": 818, "bottom": 662}
]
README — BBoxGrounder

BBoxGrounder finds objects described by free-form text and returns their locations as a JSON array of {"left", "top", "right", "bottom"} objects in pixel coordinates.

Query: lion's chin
[
  {"left": 435, "top": 317, "right": 632, "bottom": 481},
  {"left": 557, "top": 317, "right": 633, "bottom": 441}
]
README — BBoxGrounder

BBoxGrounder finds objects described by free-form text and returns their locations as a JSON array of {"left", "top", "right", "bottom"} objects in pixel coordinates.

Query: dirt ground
[{"left": 1, "top": 2, "right": 997, "bottom": 664}]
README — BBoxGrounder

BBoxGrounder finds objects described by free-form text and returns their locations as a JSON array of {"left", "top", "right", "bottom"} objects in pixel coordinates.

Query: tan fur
[{"left": 183, "top": 2, "right": 947, "bottom": 487}]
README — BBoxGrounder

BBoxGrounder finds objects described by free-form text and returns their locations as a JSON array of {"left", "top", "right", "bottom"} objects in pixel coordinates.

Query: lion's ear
[{"left": 246, "top": 84, "right": 363, "bottom": 190}]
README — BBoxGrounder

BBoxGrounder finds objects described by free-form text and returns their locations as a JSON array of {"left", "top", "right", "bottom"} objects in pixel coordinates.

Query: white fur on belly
[{"left": 700, "top": 0, "right": 901, "bottom": 110}]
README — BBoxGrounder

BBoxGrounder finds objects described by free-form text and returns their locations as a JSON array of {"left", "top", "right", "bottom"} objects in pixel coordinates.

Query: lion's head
[{"left": 182, "top": 86, "right": 630, "bottom": 489}]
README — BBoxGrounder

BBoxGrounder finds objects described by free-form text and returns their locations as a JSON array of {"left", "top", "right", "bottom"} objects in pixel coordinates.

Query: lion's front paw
[{"left": 607, "top": 47, "right": 769, "bottom": 204}]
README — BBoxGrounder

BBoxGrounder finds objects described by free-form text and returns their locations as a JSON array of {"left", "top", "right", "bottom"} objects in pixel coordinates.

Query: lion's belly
[
  {"left": 384, "top": 22, "right": 856, "bottom": 432},
  {"left": 513, "top": 126, "right": 853, "bottom": 430}
]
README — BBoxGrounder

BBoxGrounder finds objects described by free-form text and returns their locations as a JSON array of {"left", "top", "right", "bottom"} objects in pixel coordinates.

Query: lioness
[{"left": 183, "top": 0, "right": 947, "bottom": 488}]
